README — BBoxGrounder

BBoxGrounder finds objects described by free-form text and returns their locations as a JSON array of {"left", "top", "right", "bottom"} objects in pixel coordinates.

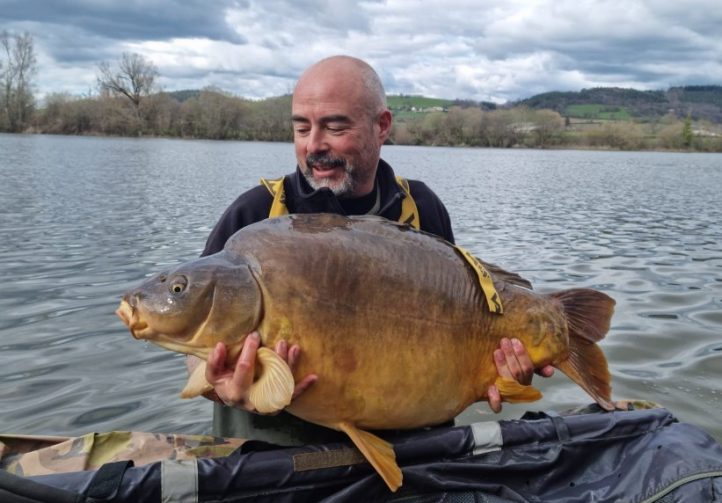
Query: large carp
[{"left": 116, "top": 213, "right": 615, "bottom": 492}]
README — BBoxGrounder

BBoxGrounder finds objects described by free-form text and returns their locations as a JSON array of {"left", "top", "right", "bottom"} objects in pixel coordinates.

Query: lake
[{"left": 0, "top": 133, "right": 720, "bottom": 442}]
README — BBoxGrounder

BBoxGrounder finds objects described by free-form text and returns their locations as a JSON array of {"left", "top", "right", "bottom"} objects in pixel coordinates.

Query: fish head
[{"left": 116, "top": 252, "right": 262, "bottom": 359}]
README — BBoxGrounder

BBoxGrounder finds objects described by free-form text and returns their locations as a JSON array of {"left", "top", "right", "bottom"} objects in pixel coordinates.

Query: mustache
[{"left": 306, "top": 154, "right": 347, "bottom": 169}]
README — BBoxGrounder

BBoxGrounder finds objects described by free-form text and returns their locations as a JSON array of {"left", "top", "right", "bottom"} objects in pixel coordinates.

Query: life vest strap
[
  {"left": 454, "top": 245, "right": 504, "bottom": 314},
  {"left": 261, "top": 175, "right": 420, "bottom": 229},
  {"left": 395, "top": 176, "right": 420, "bottom": 230},
  {"left": 260, "top": 177, "right": 289, "bottom": 218}
]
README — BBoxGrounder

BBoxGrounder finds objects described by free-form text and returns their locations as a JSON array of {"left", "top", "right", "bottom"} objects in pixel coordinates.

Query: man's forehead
[
  {"left": 291, "top": 90, "right": 367, "bottom": 122},
  {"left": 291, "top": 112, "right": 352, "bottom": 123}
]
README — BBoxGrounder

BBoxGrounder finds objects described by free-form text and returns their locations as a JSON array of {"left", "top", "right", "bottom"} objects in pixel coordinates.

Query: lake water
[{"left": 1, "top": 134, "right": 720, "bottom": 442}]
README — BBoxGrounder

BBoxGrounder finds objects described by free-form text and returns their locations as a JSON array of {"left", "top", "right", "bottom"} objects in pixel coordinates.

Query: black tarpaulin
[{"left": 2, "top": 408, "right": 721, "bottom": 502}]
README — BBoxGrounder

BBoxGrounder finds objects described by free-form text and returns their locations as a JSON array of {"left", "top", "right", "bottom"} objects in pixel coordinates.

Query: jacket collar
[{"left": 290, "top": 159, "right": 403, "bottom": 215}]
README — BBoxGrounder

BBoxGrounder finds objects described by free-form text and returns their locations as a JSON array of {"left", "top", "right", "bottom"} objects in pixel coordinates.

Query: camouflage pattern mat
[
  {"left": 0, "top": 431, "right": 245, "bottom": 477},
  {"left": 1, "top": 401, "right": 660, "bottom": 478}
]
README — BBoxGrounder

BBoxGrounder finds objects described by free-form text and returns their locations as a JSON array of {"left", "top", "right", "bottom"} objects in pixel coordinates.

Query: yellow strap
[
  {"left": 454, "top": 245, "right": 504, "bottom": 314},
  {"left": 395, "top": 177, "right": 420, "bottom": 230},
  {"left": 260, "top": 177, "right": 289, "bottom": 218},
  {"left": 260, "top": 176, "right": 419, "bottom": 229}
]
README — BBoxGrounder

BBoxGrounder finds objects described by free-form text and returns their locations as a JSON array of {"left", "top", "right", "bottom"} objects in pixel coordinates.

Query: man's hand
[
  {"left": 487, "top": 337, "right": 554, "bottom": 413},
  {"left": 205, "top": 331, "right": 318, "bottom": 413}
]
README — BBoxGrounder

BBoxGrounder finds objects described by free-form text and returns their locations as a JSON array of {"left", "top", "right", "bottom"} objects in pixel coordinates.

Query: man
[{"left": 189, "top": 55, "right": 553, "bottom": 443}]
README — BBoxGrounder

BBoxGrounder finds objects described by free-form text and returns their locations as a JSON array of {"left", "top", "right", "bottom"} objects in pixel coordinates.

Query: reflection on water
[{"left": 1, "top": 135, "right": 720, "bottom": 441}]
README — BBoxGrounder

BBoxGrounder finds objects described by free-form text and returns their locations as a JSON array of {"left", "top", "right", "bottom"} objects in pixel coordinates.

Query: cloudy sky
[{"left": 2, "top": 0, "right": 721, "bottom": 103}]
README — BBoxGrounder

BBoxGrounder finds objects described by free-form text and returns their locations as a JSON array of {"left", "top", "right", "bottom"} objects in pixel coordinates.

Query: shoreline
[{"left": 4, "top": 130, "right": 720, "bottom": 155}]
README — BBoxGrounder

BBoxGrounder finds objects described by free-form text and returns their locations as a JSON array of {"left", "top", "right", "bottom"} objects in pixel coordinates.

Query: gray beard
[{"left": 302, "top": 166, "right": 356, "bottom": 197}]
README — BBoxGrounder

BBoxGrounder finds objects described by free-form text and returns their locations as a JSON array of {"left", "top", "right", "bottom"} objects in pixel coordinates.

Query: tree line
[
  {"left": 394, "top": 108, "right": 722, "bottom": 151},
  {"left": 2, "top": 32, "right": 721, "bottom": 152}
]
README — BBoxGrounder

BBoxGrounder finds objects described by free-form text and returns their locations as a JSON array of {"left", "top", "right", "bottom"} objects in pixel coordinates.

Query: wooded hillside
[{"left": 517, "top": 86, "right": 722, "bottom": 123}]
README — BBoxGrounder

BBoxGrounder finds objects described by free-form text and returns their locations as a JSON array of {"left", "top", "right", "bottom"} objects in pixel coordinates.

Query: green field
[
  {"left": 387, "top": 95, "right": 453, "bottom": 122},
  {"left": 387, "top": 95, "right": 453, "bottom": 110},
  {"left": 564, "top": 104, "right": 632, "bottom": 120}
]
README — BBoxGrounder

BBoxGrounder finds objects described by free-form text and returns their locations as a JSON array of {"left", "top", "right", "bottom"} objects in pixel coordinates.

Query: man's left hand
[{"left": 487, "top": 337, "right": 554, "bottom": 413}]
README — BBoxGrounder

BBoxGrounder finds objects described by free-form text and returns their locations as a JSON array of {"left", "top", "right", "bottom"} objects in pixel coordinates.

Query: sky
[{"left": 2, "top": 0, "right": 722, "bottom": 104}]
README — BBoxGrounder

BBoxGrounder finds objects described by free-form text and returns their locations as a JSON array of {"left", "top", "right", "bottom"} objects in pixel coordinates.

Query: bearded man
[{"left": 188, "top": 55, "right": 553, "bottom": 443}]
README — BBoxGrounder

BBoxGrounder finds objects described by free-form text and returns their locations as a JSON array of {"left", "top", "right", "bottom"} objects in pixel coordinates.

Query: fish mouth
[
  {"left": 115, "top": 299, "right": 149, "bottom": 339},
  {"left": 115, "top": 299, "right": 199, "bottom": 355}
]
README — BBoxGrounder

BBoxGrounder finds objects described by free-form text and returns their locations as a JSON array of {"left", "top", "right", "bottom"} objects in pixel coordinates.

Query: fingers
[
  {"left": 283, "top": 342, "right": 314, "bottom": 402},
  {"left": 536, "top": 365, "right": 555, "bottom": 378},
  {"left": 495, "top": 337, "right": 534, "bottom": 385},
  {"left": 487, "top": 384, "right": 502, "bottom": 413},
  {"left": 206, "top": 334, "right": 260, "bottom": 411},
  {"left": 285, "top": 343, "right": 312, "bottom": 400},
  {"left": 493, "top": 348, "right": 512, "bottom": 379},
  {"left": 205, "top": 342, "right": 228, "bottom": 383},
  {"left": 287, "top": 344, "right": 301, "bottom": 369},
  {"left": 274, "top": 339, "right": 288, "bottom": 360},
  {"left": 292, "top": 374, "right": 318, "bottom": 400},
  {"left": 273, "top": 339, "right": 303, "bottom": 367},
  {"left": 208, "top": 333, "right": 315, "bottom": 412},
  {"left": 231, "top": 332, "right": 259, "bottom": 393}
]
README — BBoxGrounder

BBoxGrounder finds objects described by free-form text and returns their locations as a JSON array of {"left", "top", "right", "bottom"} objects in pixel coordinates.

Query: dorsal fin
[{"left": 482, "top": 260, "right": 533, "bottom": 290}]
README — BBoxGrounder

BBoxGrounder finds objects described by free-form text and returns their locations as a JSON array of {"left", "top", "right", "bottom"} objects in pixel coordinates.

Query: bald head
[{"left": 294, "top": 56, "right": 387, "bottom": 119}]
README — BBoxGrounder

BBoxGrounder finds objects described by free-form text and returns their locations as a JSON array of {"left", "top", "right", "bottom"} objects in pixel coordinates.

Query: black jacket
[
  {"left": 204, "top": 159, "right": 454, "bottom": 444},
  {"left": 202, "top": 159, "right": 453, "bottom": 257}
]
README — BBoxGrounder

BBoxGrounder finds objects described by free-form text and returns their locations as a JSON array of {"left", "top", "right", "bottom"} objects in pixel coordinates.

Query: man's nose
[{"left": 306, "top": 128, "right": 328, "bottom": 154}]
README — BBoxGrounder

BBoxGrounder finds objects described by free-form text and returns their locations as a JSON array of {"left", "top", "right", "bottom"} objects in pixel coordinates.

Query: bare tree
[
  {"left": 0, "top": 31, "right": 37, "bottom": 132},
  {"left": 97, "top": 52, "right": 158, "bottom": 121}
]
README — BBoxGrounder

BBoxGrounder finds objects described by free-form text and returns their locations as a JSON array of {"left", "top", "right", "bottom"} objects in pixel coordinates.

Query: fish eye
[{"left": 169, "top": 276, "right": 188, "bottom": 294}]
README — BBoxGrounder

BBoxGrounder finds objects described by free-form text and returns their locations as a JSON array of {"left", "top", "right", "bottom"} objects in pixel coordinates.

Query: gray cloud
[
  {"left": 2, "top": 0, "right": 721, "bottom": 102},
  {"left": 0, "top": 0, "right": 247, "bottom": 45}
]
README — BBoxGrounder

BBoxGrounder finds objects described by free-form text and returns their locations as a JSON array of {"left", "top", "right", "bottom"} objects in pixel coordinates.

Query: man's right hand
[{"left": 204, "top": 331, "right": 318, "bottom": 413}]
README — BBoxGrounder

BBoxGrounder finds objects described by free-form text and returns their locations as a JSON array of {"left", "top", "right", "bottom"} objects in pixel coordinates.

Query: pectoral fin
[
  {"left": 337, "top": 421, "right": 402, "bottom": 492},
  {"left": 247, "top": 347, "right": 295, "bottom": 414},
  {"left": 180, "top": 361, "right": 213, "bottom": 399},
  {"left": 494, "top": 377, "right": 543, "bottom": 403}
]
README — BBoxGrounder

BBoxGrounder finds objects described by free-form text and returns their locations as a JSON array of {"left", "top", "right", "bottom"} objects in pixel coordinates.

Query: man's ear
[{"left": 377, "top": 109, "right": 393, "bottom": 143}]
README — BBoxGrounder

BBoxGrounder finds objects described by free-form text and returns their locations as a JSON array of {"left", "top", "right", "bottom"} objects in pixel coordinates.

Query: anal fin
[
  {"left": 494, "top": 377, "right": 543, "bottom": 403},
  {"left": 556, "top": 346, "right": 614, "bottom": 411},
  {"left": 337, "top": 421, "right": 402, "bottom": 492}
]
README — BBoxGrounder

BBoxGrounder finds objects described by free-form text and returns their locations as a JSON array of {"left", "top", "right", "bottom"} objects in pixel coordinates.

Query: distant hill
[
  {"left": 516, "top": 85, "right": 722, "bottom": 123},
  {"left": 162, "top": 86, "right": 722, "bottom": 124},
  {"left": 163, "top": 89, "right": 201, "bottom": 102},
  {"left": 387, "top": 95, "right": 496, "bottom": 121}
]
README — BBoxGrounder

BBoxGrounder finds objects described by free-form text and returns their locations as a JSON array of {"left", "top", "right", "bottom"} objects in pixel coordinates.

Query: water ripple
[{"left": 2, "top": 137, "right": 721, "bottom": 442}]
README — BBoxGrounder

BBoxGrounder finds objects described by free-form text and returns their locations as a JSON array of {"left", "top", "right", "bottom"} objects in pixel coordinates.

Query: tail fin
[
  {"left": 337, "top": 422, "right": 402, "bottom": 492},
  {"left": 551, "top": 288, "right": 615, "bottom": 411}
]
